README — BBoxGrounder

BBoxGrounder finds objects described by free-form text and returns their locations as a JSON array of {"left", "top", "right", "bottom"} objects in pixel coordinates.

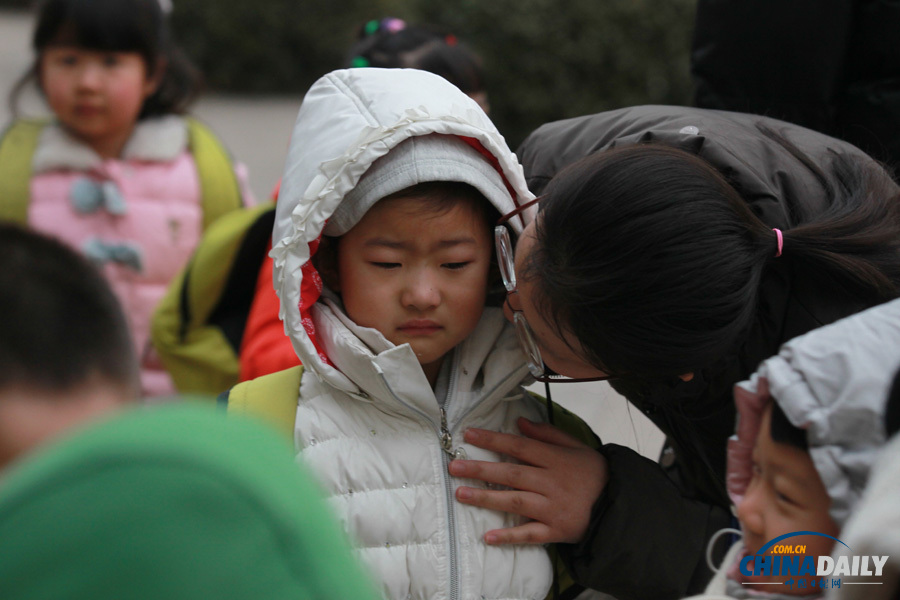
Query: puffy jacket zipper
[
  {"left": 376, "top": 357, "right": 462, "bottom": 600},
  {"left": 442, "top": 356, "right": 461, "bottom": 600},
  {"left": 440, "top": 409, "right": 461, "bottom": 600},
  {"left": 374, "top": 358, "right": 528, "bottom": 600},
  {"left": 441, "top": 446, "right": 462, "bottom": 599},
  {"left": 439, "top": 363, "right": 530, "bottom": 600}
]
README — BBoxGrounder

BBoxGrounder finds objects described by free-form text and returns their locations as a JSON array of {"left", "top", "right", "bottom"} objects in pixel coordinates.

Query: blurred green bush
[
  {"left": 169, "top": 0, "right": 696, "bottom": 146},
  {"left": 1, "top": 0, "right": 697, "bottom": 147},
  {"left": 415, "top": 0, "right": 698, "bottom": 147}
]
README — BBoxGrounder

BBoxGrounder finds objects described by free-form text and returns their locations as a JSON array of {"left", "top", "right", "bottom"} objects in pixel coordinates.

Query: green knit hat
[{"left": 0, "top": 403, "right": 379, "bottom": 600}]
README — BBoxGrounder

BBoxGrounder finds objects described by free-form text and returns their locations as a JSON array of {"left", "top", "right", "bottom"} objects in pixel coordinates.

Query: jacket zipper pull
[{"left": 440, "top": 407, "right": 467, "bottom": 460}]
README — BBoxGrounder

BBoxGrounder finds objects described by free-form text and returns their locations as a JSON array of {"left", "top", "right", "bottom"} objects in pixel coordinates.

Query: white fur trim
[{"left": 32, "top": 116, "right": 188, "bottom": 173}]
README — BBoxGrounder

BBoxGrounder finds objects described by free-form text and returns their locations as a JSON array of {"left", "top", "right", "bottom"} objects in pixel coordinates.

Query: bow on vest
[
  {"left": 82, "top": 238, "right": 144, "bottom": 272},
  {"left": 70, "top": 177, "right": 128, "bottom": 216}
]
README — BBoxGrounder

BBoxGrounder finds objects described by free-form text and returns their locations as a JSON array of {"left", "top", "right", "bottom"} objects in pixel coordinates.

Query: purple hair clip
[
  {"left": 381, "top": 17, "right": 406, "bottom": 33},
  {"left": 364, "top": 17, "right": 406, "bottom": 36}
]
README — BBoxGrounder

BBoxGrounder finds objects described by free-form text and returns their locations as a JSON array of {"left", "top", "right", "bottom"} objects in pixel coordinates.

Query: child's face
[
  {"left": 40, "top": 46, "right": 159, "bottom": 158},
  {"left": 736, "top": 402, "right": 839, "bottom": 591},
  {"left": 335, "top": 194, "right": 493, "bottom": 384}
]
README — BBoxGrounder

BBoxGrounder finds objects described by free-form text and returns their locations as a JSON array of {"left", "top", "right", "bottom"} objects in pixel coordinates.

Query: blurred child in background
[
  {"left": 0, "top": 403, "right": 381, "bottom": 600},
  {"left": 1, "top": 0, "right": 253, "bottom": 397},
  {"left": 345, "top": 17, "right": 489, "bottom": 113},
  {"left": 0, "top": 223, "right": 137, "bottom": 471}
]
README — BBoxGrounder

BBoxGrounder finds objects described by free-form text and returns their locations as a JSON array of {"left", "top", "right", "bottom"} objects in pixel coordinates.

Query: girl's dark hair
[
  {"left": 525, "top": 140, "right": 900, "bottom": 378},
  {"left": 380, "top": 180, "right": 499, "bottom": 225},
  {"left": 0, "top": 222, "right": 138, "bottom": 394},
  {"left": 344, "top": 20, "right": 485, "bottom": 96},
  {"left": 9, "top": 0, "right": 202, "bottom": 118},
  {"left": 769, "top": 401, "right": 808, "bottom": 451}
]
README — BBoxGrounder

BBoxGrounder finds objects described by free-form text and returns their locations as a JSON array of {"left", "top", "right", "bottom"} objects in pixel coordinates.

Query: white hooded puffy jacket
[{"left": 271, "top": 68, "right": 553, "bottom": 600}]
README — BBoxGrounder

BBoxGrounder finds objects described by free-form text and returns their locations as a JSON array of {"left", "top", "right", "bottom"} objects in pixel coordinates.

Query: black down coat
[{"left": 691, "top": 0, "right": 900, "bottom": 177}]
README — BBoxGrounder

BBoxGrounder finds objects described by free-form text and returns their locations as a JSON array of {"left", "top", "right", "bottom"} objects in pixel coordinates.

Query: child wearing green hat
[{"left": 0, "top": 403, "right": 380, "bottom": 599}]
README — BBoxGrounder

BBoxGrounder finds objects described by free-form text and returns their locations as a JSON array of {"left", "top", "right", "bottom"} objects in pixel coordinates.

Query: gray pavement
[{"left": 0, "top": 9, "right": 663, "bottom": 458}]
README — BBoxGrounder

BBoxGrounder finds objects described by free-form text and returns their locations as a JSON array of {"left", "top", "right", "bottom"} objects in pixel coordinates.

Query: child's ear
[
  {"left": 143, "top": 58, "right": 167, "bottom": 98},
  {"left": 321, "top": 266, "right": 340, "bottom": 292},
  {"left": 314, "top": 237, "right": 341, "bottom": 292}
]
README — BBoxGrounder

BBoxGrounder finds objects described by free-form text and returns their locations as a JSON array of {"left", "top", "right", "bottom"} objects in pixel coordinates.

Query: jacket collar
[
  {"left": 32, "top": 115, "right": 188, "bottom": 173},
  {"left": 311, "top": 301, "right": 529, "bottom": 420}
]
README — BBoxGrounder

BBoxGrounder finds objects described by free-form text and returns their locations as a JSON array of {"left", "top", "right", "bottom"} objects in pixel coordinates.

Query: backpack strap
[
  {"left": 223, "top": 365, "right": 304, "bottom": 440},
  {"left": 185, "top": 116, "right": 244, "bottom": 230},
  {"left": 0, "top": 119, "right": 48, "bottom": 223},
  {"left": 151, "top": 202, "right": 276, "bottom": 395}
]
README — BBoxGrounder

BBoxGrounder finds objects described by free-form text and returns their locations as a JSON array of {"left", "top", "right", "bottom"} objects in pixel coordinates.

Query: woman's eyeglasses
[{"left": 495, "top": 197, "right": 614, "bottom": 383}]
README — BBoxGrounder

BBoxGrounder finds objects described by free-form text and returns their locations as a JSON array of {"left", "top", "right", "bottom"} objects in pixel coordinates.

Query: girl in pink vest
[{"left": 6, "top": 0, "right": 253, "bottom": 397}]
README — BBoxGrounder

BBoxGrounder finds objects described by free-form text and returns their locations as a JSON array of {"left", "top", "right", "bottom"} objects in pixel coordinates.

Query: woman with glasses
[{"left": 447, "top": 104, "right": 900, "bottom": 599}]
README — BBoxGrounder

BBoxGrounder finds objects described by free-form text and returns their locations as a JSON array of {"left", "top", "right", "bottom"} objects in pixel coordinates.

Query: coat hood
[
  {"left": 728, "top": 298, "right": 900, "bottom": 527},
  {"left": 271, "top": 68, "right": 534, "bottom": 391},
  {"left": 827, "top": 432, "right": 900, "bottom": 599}
]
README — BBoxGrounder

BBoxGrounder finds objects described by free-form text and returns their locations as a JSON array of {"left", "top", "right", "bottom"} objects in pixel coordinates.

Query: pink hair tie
[{"left": 773, "top": 228, "right": 783, "bottom": 258}]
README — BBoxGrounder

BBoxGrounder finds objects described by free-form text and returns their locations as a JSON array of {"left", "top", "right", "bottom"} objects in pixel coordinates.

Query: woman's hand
[{"left": 448, "top": 417, "right": 608, "bottom": 545}]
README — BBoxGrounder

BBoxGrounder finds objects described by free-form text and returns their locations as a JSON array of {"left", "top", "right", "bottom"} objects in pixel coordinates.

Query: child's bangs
[
  {"left": 36, "top": 0, "right": 161, "bottom": 56},
  {"left": 770, "top": 401, "right": 808, "bottom": 450},
  {"left": 385, "top": 181, "right": 499, "bottom": 225}
]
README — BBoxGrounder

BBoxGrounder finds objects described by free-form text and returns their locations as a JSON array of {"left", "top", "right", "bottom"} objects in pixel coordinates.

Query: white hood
[{"left": 271, "top": 68, "right": 534, "bottom": 392}]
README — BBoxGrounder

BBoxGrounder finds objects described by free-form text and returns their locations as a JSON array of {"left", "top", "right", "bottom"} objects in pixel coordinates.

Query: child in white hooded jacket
[{"left": 227, "top": 67, "right": 600, "bottom": 600}]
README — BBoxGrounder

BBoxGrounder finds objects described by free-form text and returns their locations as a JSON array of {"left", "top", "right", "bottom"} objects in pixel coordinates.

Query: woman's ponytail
[{"left": 761, "top": 126, "right": 900, "bottom": 303}]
